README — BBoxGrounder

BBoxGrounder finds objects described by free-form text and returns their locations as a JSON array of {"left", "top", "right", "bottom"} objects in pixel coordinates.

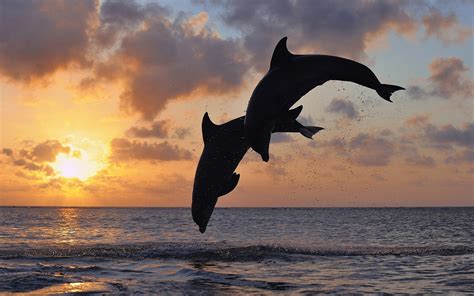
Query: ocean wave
[{"left": 0, "top": 243, "right": 472, "bottom": 261}]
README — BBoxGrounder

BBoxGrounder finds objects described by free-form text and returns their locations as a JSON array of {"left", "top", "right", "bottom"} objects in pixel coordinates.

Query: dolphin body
[
  {"left": 244, "top": 37, "right": 405, "bottom": 162},
  {"left": 192, "top": 106, "right": 322, "bottom": 233}
]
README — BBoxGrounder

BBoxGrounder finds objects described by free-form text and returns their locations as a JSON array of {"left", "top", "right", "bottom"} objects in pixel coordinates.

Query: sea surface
[{"left": 0, "top": 207, "right": 472, "bottom": 295}]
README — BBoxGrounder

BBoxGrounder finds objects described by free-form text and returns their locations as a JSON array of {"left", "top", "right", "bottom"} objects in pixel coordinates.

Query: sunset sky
[{"left": 0, "top": 0, "right": 472, "bottom": 207}]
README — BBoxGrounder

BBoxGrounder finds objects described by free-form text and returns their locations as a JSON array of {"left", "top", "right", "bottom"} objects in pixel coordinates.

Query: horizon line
[{"left": 0, "top": 205, "right": 472, "bottom": 209}]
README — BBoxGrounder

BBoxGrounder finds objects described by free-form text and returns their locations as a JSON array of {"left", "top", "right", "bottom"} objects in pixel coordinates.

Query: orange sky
[{"left": 0, "top": 0, "right": 473, "bottom": 207}]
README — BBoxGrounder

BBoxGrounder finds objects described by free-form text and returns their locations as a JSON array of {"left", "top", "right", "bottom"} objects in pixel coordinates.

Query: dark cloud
[
  {"left": 271, "top": 134, "right": 294, "bottom": 144},
  {"left": 326, "top": 98, "right": 359, "bottom": 119},
  {"left": 429, "top": 57, "right": 473, "bottom": 99},
  {"left": 348, "top": 133, "right": 395, "bottom": 166},
  {"left": 219, "top": 0, "right": 416, "bottom": 71},
  {"left": 27, "top": 140, "right": 71, "bottom": 162},
  {"left": 297, "top": 115, "right": 316, "bottom": 126},
  {"left": 424, "top": 123, "right": 474, "bottom": 149},
  {"left": 126, "top": 120, "right": 193, "bottom": 139},
  {"left": 445, "top": 149, "right": 474, "bottom": 164},
  {"left": 406, "top": 85, "right": 430, "bottom": 100},
  {"left": 2, "top": 140, "right": 70, "bottom": 176},
  {"left": 94, "top": 0, "right": 166, "bottom": 47},
  {"left": 404, "top": 148, "right": 435, "bottom": 167},
  {"left": 126, "top": 120, "right": 170, "bottom": 138},
  {"left": 2, "top": 148, "right": 13, "bottom": 157},
  {"left": 0, "top": 0, "right": 97, "bottom": 82},
  {"left": 423, "top": 8, "right": 472, "bottom": 44},
  {"left": 380, "top": 129, "right": 393, "bottom": 137},
  {"left": 93, "top": 0, "right": 250, "bottom": 120},
  {"left": 408, "top": 57, "right": 472, "bottom": 100},
  {"left": 321, "top": 133, "right": 395, "bottom": 166},
  {"left": 174, "top": 128, "right": 192, "bottom": 139},
  {"left": 100, "top": 0, "right": 145, "bottom": 25},
  {"left": 13, "top": 159, "right": 55, "bottom": 175},
  {"left": 109, "top": 138, "right": 193, "bottom": 161}
]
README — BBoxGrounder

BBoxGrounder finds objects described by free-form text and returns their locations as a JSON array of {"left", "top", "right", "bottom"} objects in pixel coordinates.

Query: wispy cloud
[
  {"left": 326, "top": 98, "right": 359, "bottom": 119},
  {"left": 109, "top": 138, "right": 193, "bottom": 162}
]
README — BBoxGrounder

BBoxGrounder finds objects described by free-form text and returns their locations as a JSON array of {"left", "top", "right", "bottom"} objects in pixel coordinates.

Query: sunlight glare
[{"left": 52, "top": 150, "right": 103, "bottom": 181}]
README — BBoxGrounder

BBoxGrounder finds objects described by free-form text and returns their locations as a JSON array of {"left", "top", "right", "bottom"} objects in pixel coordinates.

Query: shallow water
[{"left": 0, "top": 207, "right": 472, "bottom": 294}]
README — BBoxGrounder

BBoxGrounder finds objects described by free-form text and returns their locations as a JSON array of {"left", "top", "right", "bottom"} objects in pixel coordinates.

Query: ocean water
[{"left": 0, "top": 207, "right": 472, "bottom": 295}]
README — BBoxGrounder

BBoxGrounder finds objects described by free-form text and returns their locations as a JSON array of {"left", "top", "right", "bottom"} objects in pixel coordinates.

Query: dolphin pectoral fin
[
  {"left": 220, "top": 173, "right": 240, "bottom": 197},
  {"left": 299, "top": 126, "right": 324, "bottom": 139},
  {"left": 285, "top": 105, "right": 303, "bottom": 121},
  {"left": 376, "top": 84, "right": 405, "bottom": 102}
]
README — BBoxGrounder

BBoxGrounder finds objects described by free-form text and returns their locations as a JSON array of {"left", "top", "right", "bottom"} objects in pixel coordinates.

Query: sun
[{"left": 52, "top": 150, "right": 104, "bottom": 181}]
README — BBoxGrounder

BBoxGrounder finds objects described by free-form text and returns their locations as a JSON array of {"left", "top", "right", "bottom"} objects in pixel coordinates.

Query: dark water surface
[{"left": 0, "top": 207, "right": 472, "bottom": 294}]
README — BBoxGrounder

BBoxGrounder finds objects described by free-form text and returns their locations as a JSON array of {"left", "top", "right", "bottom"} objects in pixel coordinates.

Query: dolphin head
[
  {"left": 192, "top": 167, "right": 240, "bottom": 233},
  {"left": 192, "top": 193, "right": 218, "bottom": 233},
  {"left": 191, "top": 113, "right": 246, "bottom": 233}
]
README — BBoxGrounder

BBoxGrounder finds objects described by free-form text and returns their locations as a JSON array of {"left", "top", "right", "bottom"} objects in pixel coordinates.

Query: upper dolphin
[
  {"left": 244, "top": 37, "right": 405, "bottom": 162},
  {"left": 192, "top": 106, "right": 322, "bottom": 233}
]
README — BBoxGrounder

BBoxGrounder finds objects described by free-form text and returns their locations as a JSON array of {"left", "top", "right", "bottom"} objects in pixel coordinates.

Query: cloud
[
  {"left": 326, "top": 98, "right": 359, "bottom": 119},
  {"left": 406, "top": 85, "right": 430, "bottom": 100},
  {"left": 321, "top": 132, "right": 395, "bottom": 166},
  {"left": 26, "top": 140, "right": 71, "bottom": 162},
  {"left": 404, "top": 149, "right": 435, "bottom": 167},
  {"left": 424, "top": 123, "right": 474, "bottom": 149},
  {"left": 2, "top": 140, "right": 71, "bottom": 176},
  {"left": 109, "top": 138, "right": 193, "bottom": 161},
  {"left": 405, "top": 114, "right": 431, "bottom": 127},
  {"left": 348, "top": 133, "right": 395, "bottom": 166},
  {"left": 271, "top": 134, "right": 294, "bottom": 144},
  {"left": 297, "top": 115, "right": 316, "bottom": 126},
  {"left": 126, "top": 120, "right": 193, "bottom": 139},
  {"left": 0, "top": 0, "right": 97, "bottom": 82},
  {"left": 429, "top": 57, "right": 473, "bottom": 99},
  {"left": 94, "top": 0, "right": 149, "bottom": 47},
  {"left": 445, "top": 149, "right": 474, "bottom": 164},
  {"left": 93, "top": 0, "right": 250, "bottom": 120},
  {"left": 13, "top": 159, "right": 55, "bottom": 175},
  {"left": 2, "top": 148, "right": 13, "bottom": 157},
  {"left": 408, "top": 57, "right": 473, "bottom": 100},
  {"left": 174, "top": 128, "right": 192, "bottom": 139},
  {"left": 219, "top": 0, "right": 416, "bottom": 71},
  {"left": 423, "top": 8, "right": 472, "bottom": 44},
  {"left": 126, "top": 120, "right": 170, "bottom": 138}
]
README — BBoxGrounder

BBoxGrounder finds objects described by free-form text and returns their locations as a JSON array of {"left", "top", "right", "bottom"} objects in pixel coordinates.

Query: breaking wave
[{"left": 1, "top": 243, "right": 472, "bottom": 261}]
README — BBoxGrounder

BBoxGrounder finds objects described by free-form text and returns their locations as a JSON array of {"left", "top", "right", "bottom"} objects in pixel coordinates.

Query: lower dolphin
[{"left": 192, "top": 106, "right": 323, "bottom": 233}]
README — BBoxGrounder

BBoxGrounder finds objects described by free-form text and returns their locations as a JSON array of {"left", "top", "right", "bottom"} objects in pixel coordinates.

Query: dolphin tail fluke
[
  {"left": 299, "top": 126, "right": 324, "bottom": 139},
  {"left": 376, "top": 84, "right": 405, "bottom": 102}
]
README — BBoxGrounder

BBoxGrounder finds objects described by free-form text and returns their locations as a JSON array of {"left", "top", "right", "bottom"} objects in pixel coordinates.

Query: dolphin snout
[
  {"left": 192, "top": 196, "right": 216, "bottom": 234},
  {"left": 193, "top": 213, "right": 209, "bottom": 234}
]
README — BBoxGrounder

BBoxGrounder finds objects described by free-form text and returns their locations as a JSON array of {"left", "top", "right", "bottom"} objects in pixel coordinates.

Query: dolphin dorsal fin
[
  {"left": 270, "top": 37, "right": 292, "bottom": 69},
  {"left": 202, "top": 112, "right": 218, "bottom": 143}
]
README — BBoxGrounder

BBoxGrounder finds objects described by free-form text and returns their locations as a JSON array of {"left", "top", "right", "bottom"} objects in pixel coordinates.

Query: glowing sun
[{"left": 52, "top": 151, "right": 103, "bottom": 181}]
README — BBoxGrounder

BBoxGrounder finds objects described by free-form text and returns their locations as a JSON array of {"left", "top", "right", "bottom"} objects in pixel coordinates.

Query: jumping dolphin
[
  {"left": 244, "top": 37, "right": 405, "bottom": 162},
  {"left": 192, "top": 106, "right": 323, "bottom": 233}
]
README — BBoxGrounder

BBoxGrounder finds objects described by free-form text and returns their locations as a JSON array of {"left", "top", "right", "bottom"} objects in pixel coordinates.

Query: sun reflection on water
[{"left": 57, "top": 208, "right": 79, "bottom": 244}]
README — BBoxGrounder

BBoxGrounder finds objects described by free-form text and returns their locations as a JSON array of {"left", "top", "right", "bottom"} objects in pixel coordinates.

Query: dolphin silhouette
[
  {"left": 244, "top": 37, "right": 405, "bottom": 162},
  {"left": 192, "top": 106, "right": 323, "bottom": 233}
]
